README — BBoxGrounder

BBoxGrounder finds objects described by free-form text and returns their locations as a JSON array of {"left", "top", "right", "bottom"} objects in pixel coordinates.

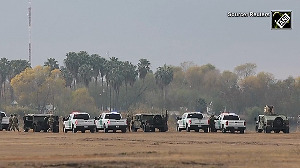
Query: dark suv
[
  {"left": 131, "top": 113, "right": 168, "bottom": 132},
  {"left": 23, "top": 114, "right": 59, "bottom": 133}
]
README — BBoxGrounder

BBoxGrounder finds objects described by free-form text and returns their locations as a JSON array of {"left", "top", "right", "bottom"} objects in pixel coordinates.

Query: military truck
[
  {"left": 23, "top": 114, "right": 59, "bottom": 133},
  {"left": 131, "top": 112, "right": 168, "bottom": 132},
  {"left": 255, "top": 105, "right": 289, "bottom": 133}
]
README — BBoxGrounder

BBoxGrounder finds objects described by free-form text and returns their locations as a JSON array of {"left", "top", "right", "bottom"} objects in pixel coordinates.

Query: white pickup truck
[
  {"left": 0, "top": 111, "right": 10, "bottom": 131},
  {"left": 63, "top": 112, "right": 96, "bottom": 133},
  {"left": 215, "top": 112, "right": 246, "bottom": 134},
  {"left": 95, "top": 112, "right": 127, "bottom": 133},
  {"left": 176, "top": 112, "right": 209, "bottom": 132}
]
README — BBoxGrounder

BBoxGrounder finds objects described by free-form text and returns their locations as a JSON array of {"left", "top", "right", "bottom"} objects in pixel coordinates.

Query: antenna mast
[{"left": 28, "top": 0, "right": 32, "bottom": 65}]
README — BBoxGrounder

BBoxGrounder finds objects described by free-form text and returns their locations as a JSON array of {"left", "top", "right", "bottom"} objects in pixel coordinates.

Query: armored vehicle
[
  {"left": 255, "top": 105, "right": 289, "bottom": 133},
  {"left": 131, "top": 112, "right": 168, "bottom": 132},
  {"left": 23, "top": 114, "right": 59, "bottom": 133}
]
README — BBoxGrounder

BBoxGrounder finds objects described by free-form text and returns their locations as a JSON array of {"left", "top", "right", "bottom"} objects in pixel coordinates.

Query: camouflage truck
[
  {"left": 131, "top": 111, "right": 168, "bottom": 132},
  {"left": 23, "top": 114, "right": 59, "bottom": 133},
  {"left": 255, "top": 105, "right": 289, "bottom": 133}
]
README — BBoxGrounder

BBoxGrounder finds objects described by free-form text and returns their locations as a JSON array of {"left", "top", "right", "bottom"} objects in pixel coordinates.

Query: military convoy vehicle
[
  {"left": 255, "top": 105, "right": 289, "bottom": 133},
  {"left": 131, "top": 112, "right": 168, "bottom": 132},
  {"left": 23, "top": 114, "right": 59, "bottom": 133}
]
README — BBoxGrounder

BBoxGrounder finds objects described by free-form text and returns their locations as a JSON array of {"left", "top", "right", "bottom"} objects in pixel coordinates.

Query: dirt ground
[{"left": 0, "top": 129, "right": 299, "bottom": 168}]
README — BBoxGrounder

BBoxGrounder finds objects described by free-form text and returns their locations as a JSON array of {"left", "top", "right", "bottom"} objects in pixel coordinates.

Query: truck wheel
[
  {"left": 72, "top": 126, "right": 77, "bottom": 133},
  {"left": 265, "top": 126, "right": 271, "bottom": 133},
  {"left": 63, "top": 126, "right": 68, "bottom": 133},
  {"left": 177, "top": 126, "right": 181, "bottom": 132},
  {"left": 221, "top": 125, "right": 226, "bottom": 133},
  {"left": 240, "top": 129, "right": 245, "bottom": 134},
  {"left": 222, "top": 128, "right": 226, "bottom": 133},
  {"left": 186, "top": 124, "right": 190, "bottom": 132},
  {"left": 283, "top": 127, "right": 289, "bottom": 133},
  {"left": 90, "top": 128, "right": 95, "bottom": 133},
  {"left": 104, "top": 127, "right": 108, "bottom": 133}
]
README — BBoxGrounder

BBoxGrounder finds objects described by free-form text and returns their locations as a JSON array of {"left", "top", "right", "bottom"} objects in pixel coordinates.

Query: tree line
[{"left": 1, "top": 52, "right": 299, "bottom": 124}]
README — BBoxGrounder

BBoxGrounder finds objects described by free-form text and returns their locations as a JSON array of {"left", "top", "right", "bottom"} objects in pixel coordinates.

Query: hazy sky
[{"left": 1, "top": 0, "right": 299, "bottom": 79}]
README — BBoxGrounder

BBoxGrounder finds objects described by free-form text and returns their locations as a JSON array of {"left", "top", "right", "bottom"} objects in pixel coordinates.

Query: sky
[{"left": 0, "top": 0, "right": 299, "bottom": 79}]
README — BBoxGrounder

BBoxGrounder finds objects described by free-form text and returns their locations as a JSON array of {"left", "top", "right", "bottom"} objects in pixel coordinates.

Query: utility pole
[{"left": 28, "top": 0, "right": 32, "bottom": 65}]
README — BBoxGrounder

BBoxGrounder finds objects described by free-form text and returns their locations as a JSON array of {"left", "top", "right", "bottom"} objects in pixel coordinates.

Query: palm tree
[
  {"left": 64, "top": 52, "right": 80, "bottom": 88},
  {"left": 138, "top": 59, "right": 150, "bottom": 82},
  {"left": 60, "top": 67, "right": 73, "bottom": 88},
  {"left": 155, "top": 64, "right": 174, "bottom": 110},
  {"left": 78, "top": 64, "right": 93, "bottom": 87},
  {"left": 0, "top": 58, "right": 10, "bottom": 101},
  {"left": 122, "top": 61, "right": 137, "bottom": 108},
  {"left": 8, "top": 59, "right": 31, "bottom": 102},
  {"left": 106, "top": 57, "right": 124, "bottom": 111},
  {"left": 44, "top": 58, "right": 59, "bottom": 71}
]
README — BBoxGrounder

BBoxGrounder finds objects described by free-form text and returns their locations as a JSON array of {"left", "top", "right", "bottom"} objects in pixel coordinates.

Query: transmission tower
[{"left": 28, "top": 0, "right": 32, "bottom": 65}]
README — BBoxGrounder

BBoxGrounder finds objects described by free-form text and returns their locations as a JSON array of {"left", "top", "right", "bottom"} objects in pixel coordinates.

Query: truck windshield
[
  {"left": 105, "top": 114, "right": 121, "bottom": 119},
  {"left": 73, "top": 114, "right": 90, "bottom": 120},
  {"left": 142, "top": 115, "right": 154, "bottom": 121},
  {"left": 223, "top": 115, "right": 239, "bottom": 120},
  {"left": 187, "top": 113, "right": 203, "bottom": 119},
  {"left": 0, "top": 112, "right": 5, "bottom": 117}
]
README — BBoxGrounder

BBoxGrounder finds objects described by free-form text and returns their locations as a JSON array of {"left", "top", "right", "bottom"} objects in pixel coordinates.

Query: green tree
[
  {"left": 78, "top": 64, "right": 93, "bottom": 87},
  {"left": 0, "top": 58, "right": 10, "bottom": 102},
  {"left": 106, "top": 57, "right": 124, "bottom": 110},
  {"left": 122, "top": 61, "right": 137, "bottom": 108},
  {"left": 155, "top": 64, "right": 173, "bottom": 110},
  {"left": 60, "top": 67, "right": 73, "bottom": 88},
  {"left": 138, "top": 59, "right": 150, "bottom": 82},
  {"left": 44, "top": 58, "right": 59, "bottom": 71}
]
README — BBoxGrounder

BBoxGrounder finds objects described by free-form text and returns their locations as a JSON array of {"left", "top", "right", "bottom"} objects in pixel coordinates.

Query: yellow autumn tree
[
  {"left": 11, "top": 66, "right": 67, "bottom": 113},
  {"left": 71, "top": 88, "right": 98, "bottom": 116}
]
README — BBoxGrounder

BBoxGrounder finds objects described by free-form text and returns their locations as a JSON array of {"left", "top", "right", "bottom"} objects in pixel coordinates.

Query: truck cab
[
  {"left": 215, "top": 112, "right": 246, "bottom": 133},
  {"left": 176, "top": 112, "right": 209, "bottom": 132},
  {"left": 95, "top": 112, "right": 127, "bottom": 133},
  {"left": 63, "top": 112, "right": 96, "bottom": 133},
  {"left": 0, "top": 111, "right": 10, "bottom": 131}
]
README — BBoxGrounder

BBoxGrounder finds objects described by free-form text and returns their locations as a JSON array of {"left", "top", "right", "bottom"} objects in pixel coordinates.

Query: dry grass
[{"left": 0, "top": 130, "right": 299, "bottom": 168}]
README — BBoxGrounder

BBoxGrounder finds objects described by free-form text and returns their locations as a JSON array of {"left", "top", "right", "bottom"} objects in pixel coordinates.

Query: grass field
[{"left": 0, "top": 130, "right": 299, "bottom": 168}]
